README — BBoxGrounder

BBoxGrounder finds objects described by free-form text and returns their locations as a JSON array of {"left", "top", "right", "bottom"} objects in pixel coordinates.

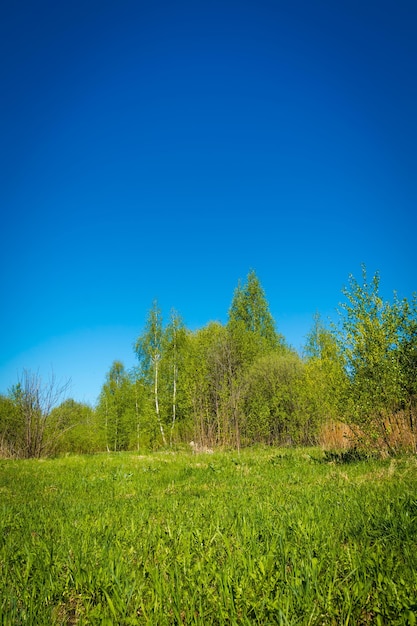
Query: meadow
[{"left": 1, "top": 448, "right": 417, "bottom": 625}]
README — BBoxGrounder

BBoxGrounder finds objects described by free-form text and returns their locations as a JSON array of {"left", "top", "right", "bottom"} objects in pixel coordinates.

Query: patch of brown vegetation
[{"left": 319, "top": 420, "right": 355, "bottom": 450}]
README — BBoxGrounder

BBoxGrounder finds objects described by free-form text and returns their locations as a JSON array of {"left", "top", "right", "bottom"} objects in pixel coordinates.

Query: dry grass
[
  {"left": 319, "top": 420, "right": 356, "bottom": 450},
  {"left": 319, "top": 409, "right": 417, "bottom": 455},
  {"left": 384, "top": 410, "right": 417, "bottom": 453}
]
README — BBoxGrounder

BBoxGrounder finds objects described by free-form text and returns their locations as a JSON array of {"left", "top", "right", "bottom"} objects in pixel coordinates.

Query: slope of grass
[{"left": 1, "top": 448, "right": 417, "bottom": 624}]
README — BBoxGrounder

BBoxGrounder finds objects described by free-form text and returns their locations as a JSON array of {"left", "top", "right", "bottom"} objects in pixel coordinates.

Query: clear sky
[{"left": 1, "top": 0, "right": 416, "bottom": 405}]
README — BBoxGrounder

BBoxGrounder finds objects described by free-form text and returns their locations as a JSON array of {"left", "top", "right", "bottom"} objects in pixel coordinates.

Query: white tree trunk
[
  {"left": 170, "top": 364, "right": 177, "bottom": 446},
  {"left": 154, "top": 356, "right": 166, "bottom": 446}
]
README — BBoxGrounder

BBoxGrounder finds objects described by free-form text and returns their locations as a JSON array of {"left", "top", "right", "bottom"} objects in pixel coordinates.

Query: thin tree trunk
[
  {"left": 154, "top": 358, "right": 167, "bottom": 446},
  {"left": 114, "top": 410, "right": 118, "bottom": 452},
  {"left": 105, "top": 397, "right": 110, "bottom": 452},
  {"left": 170, "top": 364, "right": 177, "bottom": 446},
  {"left": 135, "top": 383, "right": 140, "bottom": 453}
]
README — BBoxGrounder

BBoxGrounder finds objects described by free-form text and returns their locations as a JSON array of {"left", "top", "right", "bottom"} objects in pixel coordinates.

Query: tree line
[{"left": 1, "top": 267, "right": 416, "bottom": 458}]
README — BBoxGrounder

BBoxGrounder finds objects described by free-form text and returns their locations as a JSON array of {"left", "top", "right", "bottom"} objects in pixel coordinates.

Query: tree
[
  {"left": 183, "top": 322, "right": 231, "bottom": 447},
  {"left": 207, "top": 325, "right": 243, "bottom": 450},
  {"left": 97, "top": 361, "right": 134, "bottom": 452},
  {"left": 134, "top": 301, "right": 167, "bottom": 445},
  {"left": 171, "top": 272, "right": 290, "bottom": 449},
  {"left": 228, "top": 270, "right": 284, "bottom": 351},
  {"left": 8, "top": 370, "right": 70, "bottom": 458},
  {"left": 131, "top": 376, "right": 148, "bottom": 452},
  {"left": 242, "top": 353, "right": 308, "bottom": 445},
  {"left": 185, "top": 321, "right": 258, "bottom": 450},
  {"left": 337, "top": 266, "right": 404, "bottom": 451},
  {"left": 224, "top": 271, "right": 289, "bottom": 448},
  {"left": 395, "top": 294, "right": 417, "bottom": 415},
  {"left": 387, "top": 293, "right": 417, "bottom": 450},
  {"left": 302, "top": 313, "right": 348, "bottom": 428},
  {"left": 0, "top": 394, "right": 22, "bottom": 457},
  {"left": 164, "top": 309, "right": 188, "bottom": 445},
  {"left": 48, "top": 399, "right": 97, "bottom": 454}
]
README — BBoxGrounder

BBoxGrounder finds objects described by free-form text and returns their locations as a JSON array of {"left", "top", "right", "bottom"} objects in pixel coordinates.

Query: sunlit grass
[{"left": 1, "top": 448, "right": 417, "bottom": 624}]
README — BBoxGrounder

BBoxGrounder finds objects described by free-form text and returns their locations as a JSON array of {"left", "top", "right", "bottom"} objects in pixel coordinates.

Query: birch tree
[
  {"left": 165, "top": 309, "right": 187, "bottom": 445},
  {"left": 134, "top": 301, "right": 167, "bottom": 446}
]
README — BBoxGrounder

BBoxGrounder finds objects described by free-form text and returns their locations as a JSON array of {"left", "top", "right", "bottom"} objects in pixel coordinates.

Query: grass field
[{"left": 1, "top": 448, "right": 417, "bottom": 624}]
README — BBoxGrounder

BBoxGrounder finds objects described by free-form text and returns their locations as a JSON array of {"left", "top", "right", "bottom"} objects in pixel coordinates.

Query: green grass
[{"left": 1, "top": 448, "right": 417, "bottom": 624}]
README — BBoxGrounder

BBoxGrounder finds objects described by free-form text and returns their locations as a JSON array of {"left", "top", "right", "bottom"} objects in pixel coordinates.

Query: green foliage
[
  {"left": 242, "top": 352, "right": 316, "bottom": 445},
  {"left": 396, "top": 293, "right": 417, "bottom": 409},
  {"left": 1, "top": 450, "right": 416, "bottom": 624},
  {"left": 337, "top": 265, "right": 417, "bottom": 452},
  {"left": 304, "top": 313, "right": 338, "bottom": 362},
  {"left": 228, "top": 269, "right": 285, "bottom": 351},
  {"left": 3, "top": 266, "right": 415, "bottom": 457},
  {"left": 183, "top": 322, "right": 227, "bottom": 445},
  {"left": 96, "top": 361, "right": 135, "bottom": 451},
  {"left": 134, "top": 304, "right": 191, "bottom": 447},
  {"left": 184, "top": 275, "right": 287, "bottom": 448},
  {"left": 134, "top": 300, "right": 164, "bottom": 382},
  {"left": 340, "top": 267, "right": 402, "bottom": 412},
  {"left": 322, "top": 447, "right": 376, "bottom": 463},
  {"left": 163, "top": 310, "right": 189, "bottom": 444},
  {"left": 302, "top": 314, "right": 348, "bottom": 426},
  {"left": 1, "top": 371, "right": 70, "bottom": 458},
  {"left": 0, "top": 394, "right": 22, "bottom": 457},
  {"left": 48, "top": 399, "right": 98, "bottom": 455}
]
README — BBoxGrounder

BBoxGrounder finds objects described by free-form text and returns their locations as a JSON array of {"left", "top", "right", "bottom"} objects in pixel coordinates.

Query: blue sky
[{"left": 1, "top": 0, "right": 416, "bottom": 405}]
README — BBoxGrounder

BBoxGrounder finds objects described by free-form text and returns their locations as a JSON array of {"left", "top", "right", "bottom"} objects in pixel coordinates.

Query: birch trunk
[
  {"left": 154, "top": 356, "right": 167, "bottom": 445},
  {"left": 170, "top": 363, "right": 177, "bottom": 446}
]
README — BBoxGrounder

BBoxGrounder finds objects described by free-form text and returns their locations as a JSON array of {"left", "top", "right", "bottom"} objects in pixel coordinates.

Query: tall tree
[
  {"left": 132, "top": 376, "right": 148, "bottom": 452},
  {"left": 165, "top": 309, "right": 188, "bottom": 445},
  {"left": 302, "top": 313, "right": 348, "bottom": 427},
  {"left": 183, "top": 322, "right": 230, "bottom": 447},
  {"left": 97, "top": 361, "right": 133, "bottom": 451},
  {"left": 389, "top": 293, "right": 417, "bottom": 449},
  {"left": 208, "top": 326, "right": 243, "bottom": 449},
  {"left": 224, "top": 271, "right": 288, "bottom": 448},
  {"left": 228, "top": 270, "right": 284, "bottom": 351},
  {"left": 395, "top": 294, "right": 417, "bottom": 412},
  {"left": 337, "top": 266, "right": 404, "bottom": 451},
  {"left": 134, "top": 301, "right": 167, "bottom": 445}
]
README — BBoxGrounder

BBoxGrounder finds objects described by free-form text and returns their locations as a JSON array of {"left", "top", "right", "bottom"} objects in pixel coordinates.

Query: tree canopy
[{"left": 1, "top": 267, "right": 416, "bottom": 457}]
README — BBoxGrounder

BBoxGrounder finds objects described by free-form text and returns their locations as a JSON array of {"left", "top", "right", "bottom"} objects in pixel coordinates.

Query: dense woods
[{"left": 1, "top": 267, "right": 416, "bottom": 457}]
